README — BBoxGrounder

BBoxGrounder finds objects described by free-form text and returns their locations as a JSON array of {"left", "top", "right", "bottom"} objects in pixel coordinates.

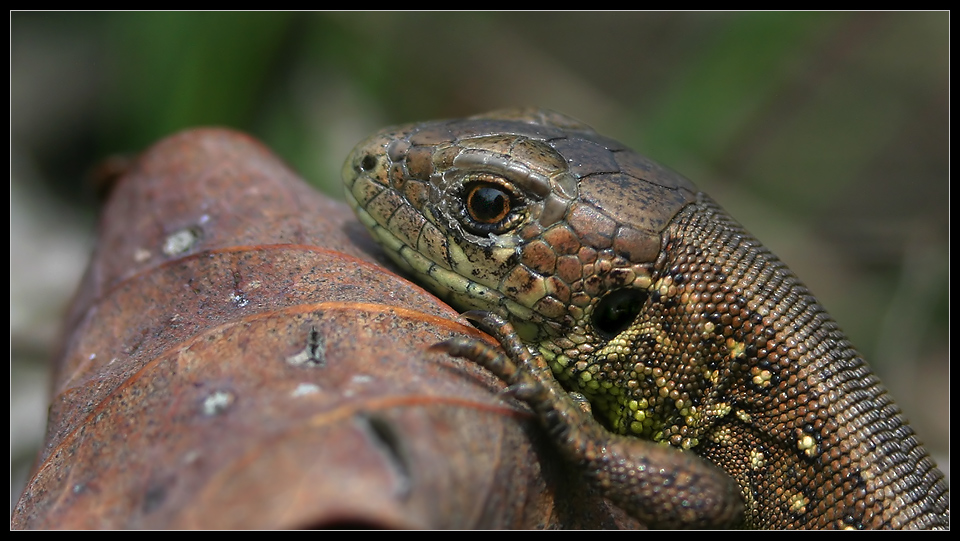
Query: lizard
[{"left": 341, "top": 107, "right": 949, "bottom": 529}]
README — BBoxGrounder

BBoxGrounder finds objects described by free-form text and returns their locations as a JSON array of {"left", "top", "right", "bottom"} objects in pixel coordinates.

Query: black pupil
[
  {"left": 593, "top": 289, "right": 648, "bottom": 339},
  {"left": 467, "top": 184, "right": 510, "bottom": 224}
]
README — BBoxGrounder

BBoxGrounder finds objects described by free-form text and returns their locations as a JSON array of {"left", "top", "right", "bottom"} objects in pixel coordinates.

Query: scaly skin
[{"left": 341, "top": 108, "right": 949, "bottom": 529}]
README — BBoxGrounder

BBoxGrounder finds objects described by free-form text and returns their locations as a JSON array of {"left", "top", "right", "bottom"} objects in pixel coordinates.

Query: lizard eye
[
  {"left": 467, "top": 182, "right": 511, "bottom": 223},
  {"left": 458, "top": 178, "right": 525, "bottom": 235},
  {"left": 593, "top": 288, "right": 647, "bottom": 339}
]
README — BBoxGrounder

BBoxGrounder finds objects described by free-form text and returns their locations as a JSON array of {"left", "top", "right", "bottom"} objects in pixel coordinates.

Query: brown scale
[{"left": 660, "top": 196, "right": 946, "bottom": 528}]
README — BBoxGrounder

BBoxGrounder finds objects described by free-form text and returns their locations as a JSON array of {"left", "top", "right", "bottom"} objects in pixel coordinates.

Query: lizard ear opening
[{"left": 593, "top": 288, "right": 648, "bottom": 339}]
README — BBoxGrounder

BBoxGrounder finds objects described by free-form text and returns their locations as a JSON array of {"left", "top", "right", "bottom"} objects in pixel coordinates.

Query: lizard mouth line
[{"left": 346, "top": 188, "right": 534, "bottom": 324}]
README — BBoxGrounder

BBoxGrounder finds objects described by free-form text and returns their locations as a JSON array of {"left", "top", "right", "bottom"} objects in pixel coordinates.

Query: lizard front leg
[{"left": 435, "top": 311, "right": 745, "bottom": 529}]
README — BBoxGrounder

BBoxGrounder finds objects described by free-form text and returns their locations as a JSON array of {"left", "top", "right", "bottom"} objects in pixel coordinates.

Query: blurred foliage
[
  {"left": 11, "top": 12, "right": 949, "bottom": 502},
  {"left": 13, "top": 13, "right": 948, "bottom": 201}
]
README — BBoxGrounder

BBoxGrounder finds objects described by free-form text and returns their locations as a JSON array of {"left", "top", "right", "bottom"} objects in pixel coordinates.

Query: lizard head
[{"left": 343, "top": 108, "right": 705, "bottom": 437}]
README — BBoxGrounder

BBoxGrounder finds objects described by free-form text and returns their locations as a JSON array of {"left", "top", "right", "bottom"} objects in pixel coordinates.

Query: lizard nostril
[{"left": 359, "top": 154, "right": 378, "bottom": 172}]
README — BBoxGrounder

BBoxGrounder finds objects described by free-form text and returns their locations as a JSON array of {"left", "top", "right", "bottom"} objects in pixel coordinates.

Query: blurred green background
[{"left": 11, "top": 11, "right": 948, "bottom": 514}]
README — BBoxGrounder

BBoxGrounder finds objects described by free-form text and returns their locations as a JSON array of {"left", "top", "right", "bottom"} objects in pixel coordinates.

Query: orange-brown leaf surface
[{"left": 11, "top": 129, "right": 635, "bottom": 529}]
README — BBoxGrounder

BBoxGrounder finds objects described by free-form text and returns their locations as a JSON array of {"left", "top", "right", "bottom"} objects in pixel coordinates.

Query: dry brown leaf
[{"left": 11, "top": 129, "right": 637, "bottom": 529}]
